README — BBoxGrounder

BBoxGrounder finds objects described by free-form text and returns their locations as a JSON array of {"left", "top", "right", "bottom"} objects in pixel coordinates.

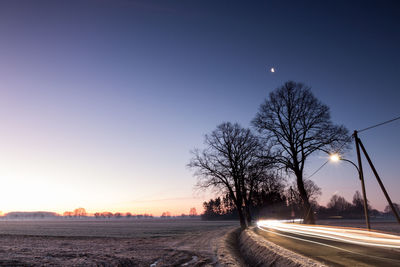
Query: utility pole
[
  {"left": 357, "top": 138, "right": 400, "bottom": 224},
  {"left": 354, "top": 130, "right": 371, "bottom": 230}
]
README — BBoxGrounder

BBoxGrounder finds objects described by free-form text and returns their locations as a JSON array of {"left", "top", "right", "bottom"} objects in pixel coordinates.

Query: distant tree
[
  {"left": 222, "top": 193, "right": 236, "bottom": 214},
  {"left": 94, "top": 212, "right": 101, "bottom": 218},
  {"left": 101, "top": 212, "right": 113, "bottom": 218},
  {"left": 249, "top": 171, "right": 288, "bottom": 219},
  {"left": 63, "top": 211, "right": 73, "bottom": 217},
  {"left": 161, "top": 211, "right": 171, "bottom": 218},
  {"left": 73, "top": 208, "right": 87, "bottom": 217},
  {"left": 203, "top": 198, "right": 221, "bottom": 219},
  {"left": 189, "top": 122, "right": 270, "bottom": 229},
  {"left": 352, "top": 190, "right": 371, "bottom": 212},
  {"left": 288, "top": 179, "right": 321, "bottom": 213},
  {"left": 253, "top": 81, "right": 349, "bottom": 223},
  {"left": 327, "top": 194, "right": 352, "bottom": 213},
  {"left": 352, "top": 191, "right": 364, "bottom": 209},
  {"left": 213, "top": 198, "right": 222, "bottom": 215},
  {"left": 384, "top": 203, "right": 400, "bottom": 214},
  {"left": 189, "top": 207, "right": 197, "bottom": 217},
  {"left": 114, "top": 212, "right": 122, "bottom": 218},
  {"left": 125, "top": 212, "right": 132, "bottom": 218},
  {"left": 305, "top": 180, "right": 321, "bottom": 204},
  {"left": 202, "top": 177, "right": 289, "bottom": 221},
  {"left": 202, "top": 196, "right": 238, "bottom": 220}
]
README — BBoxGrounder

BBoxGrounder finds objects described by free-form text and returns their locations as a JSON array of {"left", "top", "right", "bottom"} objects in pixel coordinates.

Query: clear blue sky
[{"left": 0, "top": 0, "right": 399, "bottom": 214}]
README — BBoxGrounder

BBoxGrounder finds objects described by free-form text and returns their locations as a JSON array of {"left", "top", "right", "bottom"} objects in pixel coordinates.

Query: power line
[
  {"left": 307, "top": 115, "right": 400, "bottom": 179},
  {"left": 357, "top": 115, "right": 400, "bottom": 133},
  {"left": 305, "top": 115, "right": 400, "bottom": 180},
  {"left": 306, "top": 160, "right": 329, "bottom": 179},
  {"left": 307, "top": 131, "right": 356, "bottom": 180},
  {"left": 306, "top": 131, "right": 354, "bottom": 180},
  {"left": 334, "top": 134, "right": 354, "bottom": 154}
]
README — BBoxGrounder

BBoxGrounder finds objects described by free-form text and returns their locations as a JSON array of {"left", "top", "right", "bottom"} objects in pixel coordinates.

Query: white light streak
[{"left": 257, "top": 219, "right": 400, "bottom": 249}]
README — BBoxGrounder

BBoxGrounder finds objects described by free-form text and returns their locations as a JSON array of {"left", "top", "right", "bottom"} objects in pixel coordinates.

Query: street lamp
[
  {"left": 329, "top": 153, "right": 371, "bottom": 230},
  {"left": 329, "top": 154, "right": 361, "bottom": 175},
  {"left": 329, "top": 154, "right": 340, "bottom": 162}
]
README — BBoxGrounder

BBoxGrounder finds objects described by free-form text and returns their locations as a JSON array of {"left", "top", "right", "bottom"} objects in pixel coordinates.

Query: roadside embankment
[
  {"left": 219, "top": 227, "right": 326, "bottom": 267},
  {"left": 217, "top": 228, "right": 246, "bottom": 266}
]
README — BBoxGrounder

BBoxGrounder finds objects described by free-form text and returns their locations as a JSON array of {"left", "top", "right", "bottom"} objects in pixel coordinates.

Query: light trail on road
[{"left": 257, "top": 219, "right": 400, "bottom": 249}]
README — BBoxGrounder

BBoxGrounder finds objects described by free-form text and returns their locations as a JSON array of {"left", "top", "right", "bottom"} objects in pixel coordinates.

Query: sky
[{"left": 0, "top": 0, "right": 399, "bottom": 215}]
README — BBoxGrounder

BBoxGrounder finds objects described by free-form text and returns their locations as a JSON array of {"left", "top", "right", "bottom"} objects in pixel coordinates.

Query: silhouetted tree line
[
  {"left": 202, "top": 189, "right": 398, "bottom": 221},
  {"left": 63, "top": 208, "right": 88, "bottom": 217},
  {"left": 202, "top": 194, "right": 238, "bottom": 220},
  {"left": 202, "top": 178, "right": 321, "bottom": 221},
  {"left": 316, "top": 191, "right": 398, "bottom": 219},
  {"left": 61, "top": 208, "right": 200, "bottom": 219},
  {"left": 93, "top": 212, "right": 154, "bottom": 219},
  {"left": 4, "top": 212, "right": 59, "bottom": 219},
  {"left": 61, "top": 208, "right": 155, "bottom": 218}
]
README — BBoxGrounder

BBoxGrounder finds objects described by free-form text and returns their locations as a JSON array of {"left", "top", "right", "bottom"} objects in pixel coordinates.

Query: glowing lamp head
[{"left": 330, "top": 154, "right": 340, "bottom": 162}]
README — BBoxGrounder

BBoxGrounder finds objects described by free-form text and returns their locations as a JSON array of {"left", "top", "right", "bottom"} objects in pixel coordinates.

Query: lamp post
[{"left": 329, "top": 153, "right": 371, "bottom": 230}]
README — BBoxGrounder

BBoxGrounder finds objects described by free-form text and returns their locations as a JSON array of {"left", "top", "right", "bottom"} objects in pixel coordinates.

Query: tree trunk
[
  {"left": 245, "top": 203, "right": 252, "bottom": 225},
  {"left": 237, "top": 207, "right": 248, "bottom": 229},
  {"left": 230, "top": 190, "right": 248, "bottom": 229},
  {"left": 296, "top": 173, "right": 315, "bottom": 224}
]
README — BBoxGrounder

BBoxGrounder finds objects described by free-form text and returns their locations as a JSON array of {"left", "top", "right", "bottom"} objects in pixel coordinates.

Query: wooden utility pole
[
  {"left": 357, "top": 138, "right": 400, "bottom": 224},
  {"left": 354, "top": 131, "right": 371, "bottom": 230}
]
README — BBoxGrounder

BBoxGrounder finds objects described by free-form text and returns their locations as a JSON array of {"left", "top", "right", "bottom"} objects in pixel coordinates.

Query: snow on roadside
[{"left": 217, "top": 229, "right": 244, "bottom": 266}]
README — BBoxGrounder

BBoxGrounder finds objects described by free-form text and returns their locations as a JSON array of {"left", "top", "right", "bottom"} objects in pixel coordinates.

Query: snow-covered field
[{"left": 0, "top": 218, "right": 238, "bottom": 266}]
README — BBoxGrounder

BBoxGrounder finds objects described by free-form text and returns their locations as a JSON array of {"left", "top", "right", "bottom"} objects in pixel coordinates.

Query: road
[{"left": 256, "top": 220, "right": 400, "bottom": 267}]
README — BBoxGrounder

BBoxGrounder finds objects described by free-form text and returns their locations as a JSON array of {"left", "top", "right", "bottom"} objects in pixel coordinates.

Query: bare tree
[
  {"left": 352, "top": 190, "right": 371, "bottom": 212},
  {"left": 253, "top": 81, "right": 349, "bottom": 223},
  {"left": 327, "top": 195, "right": 352, "bottom": 212},
  {"left": 288, "top": 179, "right": 321, "bottom": 216},
  {"left": 243, "top": 160, "right": 277, "bottom": 223},
  {"left": 101, "top": 212, "right": 113, "bottom": 218},
  {"left": 161, "top": 211, "right": 171, "bottom": 218},
  {"left": 188, "top": 122, "right": 266, "bottom": 229},
  {"left": 189, "top": 207, "right": 197, "bottom": 217},
  {"left": 73, "top": 207, "right": 87, "bottom": 217},
  {"left": 384, "top": 203, "right": 399, "bottom": 214}
]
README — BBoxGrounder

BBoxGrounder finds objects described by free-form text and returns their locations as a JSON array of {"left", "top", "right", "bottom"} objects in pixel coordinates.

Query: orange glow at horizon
[
  {"left": 0, "top": 198, "right": 205, "bottom": 217},
  {"left": 1, "top": 205, "right": 203, "bottom": 217},
  {"left": 0, "top": 130, "right": 209, "bottom": 217}
]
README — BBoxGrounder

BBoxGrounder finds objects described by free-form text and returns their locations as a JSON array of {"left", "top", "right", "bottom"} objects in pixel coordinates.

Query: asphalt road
[{"left": 256, "top": 225, "right": 400, "bottom": 267}]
